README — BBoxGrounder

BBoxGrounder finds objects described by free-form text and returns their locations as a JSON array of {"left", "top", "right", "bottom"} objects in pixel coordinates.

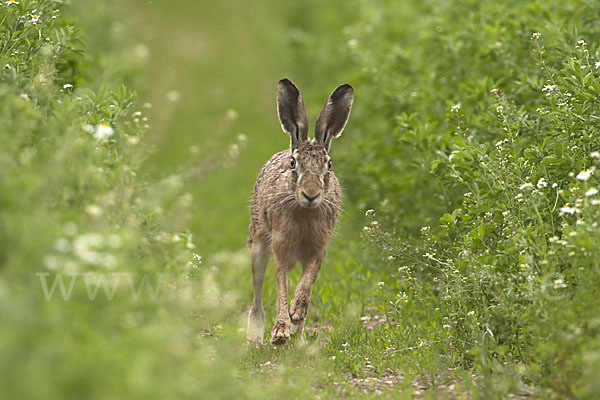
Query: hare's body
[
  {"left": 249, "top": 146, "right": 341, "bottom": 256},
  {"left": 247, "top": 79, "right": 353, "bottom": 345}
]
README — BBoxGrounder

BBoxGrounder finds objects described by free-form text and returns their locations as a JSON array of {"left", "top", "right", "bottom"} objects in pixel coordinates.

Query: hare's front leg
[
  {"left": 248, "top": 243, "right": 269, "bottom": 344},
  {"left": 270, "top": 257, "right": 293, "bottom": 346},
  {"left": 290, "top": 258, "right": 322, "bottom": 337}
]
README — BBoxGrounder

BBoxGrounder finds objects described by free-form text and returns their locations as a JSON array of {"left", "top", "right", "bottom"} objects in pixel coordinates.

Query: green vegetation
[{"left": 2, "top": 0, "right": 600, "bottom": 398}]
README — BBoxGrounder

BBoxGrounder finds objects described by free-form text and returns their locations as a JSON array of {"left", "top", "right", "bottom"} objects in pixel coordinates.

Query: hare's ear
[
  {"left": 277, "top": 78, "right": 308, "bottom": 150},
  {"left": 315, "top": 83, "right": 354, "bottom": 151}
]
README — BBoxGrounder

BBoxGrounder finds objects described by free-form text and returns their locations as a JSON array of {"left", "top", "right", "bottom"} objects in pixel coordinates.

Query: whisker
[{"left": 323, "top": 198, "right": 356, "bottom": 221}]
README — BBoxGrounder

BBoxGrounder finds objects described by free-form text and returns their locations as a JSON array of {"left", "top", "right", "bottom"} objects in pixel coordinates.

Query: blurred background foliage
[{"left": 2, "top": 0, "right": 600, "bottom": 398}]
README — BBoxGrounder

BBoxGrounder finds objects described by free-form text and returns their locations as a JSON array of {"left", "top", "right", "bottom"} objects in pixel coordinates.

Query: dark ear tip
[
  {"left": 278, "top": 78, "right": 296, "bottom": 89},
  {"left": 331, "top": 83, "right": 354, "bottom": 99},
  {"left": 330, "top": 83, "right": 354, "bottom": 102},
  {"left": 338, "top": 83, "right": 354, "bottom": 93}
]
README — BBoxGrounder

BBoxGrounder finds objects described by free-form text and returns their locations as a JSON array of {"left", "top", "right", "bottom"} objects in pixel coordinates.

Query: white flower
[
  {"left": 577, "top": 40, "right": 586, "bottom": 46},
  {"left": 519, "top": 182, "right": 533, "bottom": 190},
  {"left": 166, "top": 90, "right": 180, "bottom": 102},
  {"left": 365, "top": 209, "right": 375, "bottom": 217},
  {"left": 585, "top": 187, "right": 598, "bottom": 196},
  {"left": 451, "top": 104, "right": 461, "bottom": 113},
  {"left": 595, "top": 61, "right": 600, "bottom": 70},
  {"left": 31, "top": 14, "right": 40, "bottom": 24},
  {"left": 226, "top": 108, "right": 238, "bottom": 120},
  {"left": 81, "top": 124, "right": 95, "bottom": 134},
  {"left": 576, "top": 169, "right": 592, "bottom": 181},
  {"left": 43, "top": 255, "right": 60, "bottom": 271},
  {"left": 85, "top": 204, "right": 103, "bottom": 217},
  {"left": 515, "top": 193, "right": 523, "bottom": 202},
  {"left": 377, "top": 281, "right": 385, "bottom": 288},
  {"left": 591, "top": 151, "right": 600, "bottom": 158},
  {"left": 94, "top": 122, "right": 114, "bottom": 140},
  {"left": 496, "top": 105, "right": 504, "bottom": 113},
  {"left": 63, "top": 83, "right": 73, "bottom": 90},
  {"left": 552, "top": 183, "right": 558, "bottom": 188},
  {"left": 5, "top": 0, "right": 19, "bottom": 5},
  {"left": 553, "top": 279, "right": 567, "bottom": 289},
  {"left": 54, "top": 238, "right": 71, "bottom": 253},
  {"left": 537, "top": 178, "right": 548, "bottom": 188},
  {"left": 559, "top": 205, "right": 579, "bottom": 214},
  {"left": 73, "top": 233, "right": 105, "bottom": 265},
  {"left": 531, "top": 32, "right": 541, "bottom": 40}
]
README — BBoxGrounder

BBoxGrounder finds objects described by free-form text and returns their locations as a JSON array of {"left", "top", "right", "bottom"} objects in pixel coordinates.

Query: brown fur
[{"left": 247, "top": 79, "right": 353, "bottom": 345}]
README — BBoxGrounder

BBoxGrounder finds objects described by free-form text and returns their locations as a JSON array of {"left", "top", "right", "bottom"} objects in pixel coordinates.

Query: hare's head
[{"left": 277, "top": 78, "right": 354, "bottom": 209}]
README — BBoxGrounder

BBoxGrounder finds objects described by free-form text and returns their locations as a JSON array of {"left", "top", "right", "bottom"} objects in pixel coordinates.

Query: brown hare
[{"left": 247, "top": 78, "right": 354, "bottom": 345}]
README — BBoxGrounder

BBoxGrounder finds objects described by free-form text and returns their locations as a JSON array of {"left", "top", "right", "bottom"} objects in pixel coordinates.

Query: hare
[{"left": 247, "top": 78, "right": 354, "bottom": 345}]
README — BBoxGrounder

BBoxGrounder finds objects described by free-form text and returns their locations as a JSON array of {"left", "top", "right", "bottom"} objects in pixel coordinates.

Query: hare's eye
[
  {"left": 290, "top": 157, "right": 297, "bottom": 170},
  {"left": 327, "top": 159, "right": 333, "bottom": 171}
]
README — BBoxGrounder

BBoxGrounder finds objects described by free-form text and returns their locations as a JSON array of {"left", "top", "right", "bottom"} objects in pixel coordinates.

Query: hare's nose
[{"left": 302, "top": 192, "right": 319, "bottom": 203}]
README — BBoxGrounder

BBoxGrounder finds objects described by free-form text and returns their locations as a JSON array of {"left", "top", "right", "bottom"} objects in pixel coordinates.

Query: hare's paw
[
  {"left": 289, "top": 295, "right": 309, "bottom": 323},
  {"left": 247, "top": 306, "right": 265, "bottom": 344},
  {"left": 270, "top": 317, "right": 291, "bottom": 346}
]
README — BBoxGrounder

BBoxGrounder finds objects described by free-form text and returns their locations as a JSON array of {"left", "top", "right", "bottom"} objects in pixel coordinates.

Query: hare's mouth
[{"left": 298, "top": 191, "right": 322, "bottom": 209}]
